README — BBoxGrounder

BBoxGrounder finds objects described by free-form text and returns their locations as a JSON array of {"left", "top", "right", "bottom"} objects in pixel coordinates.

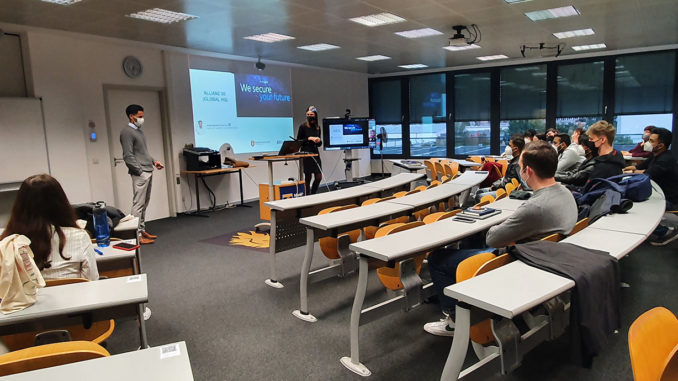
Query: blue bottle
[{"left": 93, "top": 201, "right": 110, "bottom": 247}]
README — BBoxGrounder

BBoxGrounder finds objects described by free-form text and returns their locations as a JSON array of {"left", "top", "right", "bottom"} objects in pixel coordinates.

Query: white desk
[
  {"left": 560, "top": 228, "right": 646, "bottom": 260},
  {"left": 447, "top": 159, "right": 481, "bottom": 167},
  {"left": 389, "top": 159, "right": 426, "bottom": 172},
  {"left": 341, "top": 201, "right": 517, "bottom": 376},
  {"left": 0, "top": 275, "right": 149, "bottom": 348},
  {"left": 262, "top": 173, "right": 424, "bottom": 288},
  {"left": 2, "top": 342, "right": 194, "bottom": 380},
  {"left": 588, "top": 195, "right": 665, "bottom": 235},
  {"left": 294, "top": 172, "right": 487, "bottom": 323}
]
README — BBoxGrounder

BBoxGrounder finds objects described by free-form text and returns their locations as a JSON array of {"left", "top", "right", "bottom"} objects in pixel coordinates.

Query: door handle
[{"left": 113, "top": 157, "right": 125, "bottom": 167}]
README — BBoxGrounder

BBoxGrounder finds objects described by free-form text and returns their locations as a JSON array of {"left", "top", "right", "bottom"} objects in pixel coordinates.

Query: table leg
[
  {"left": 265, "top": 211, "right": 283, "bottom": 288},
  {"left": 298, "top": 159, "right": 305, "bottom": 194},
  {"left": 440, "top": 304, "right": 471, "bottom": 381},
  {"left": 236, "top": 168, "right": 251, "bottom": 208},
  {"left": 185, "top": 174, "right": 209, "bottom": 217},
  {"left": 340, "top": 257, "right": 371, "bottom": 376},
  {"left": 293, "top": 227, "right": 317, "bottom": 322},
  {"left": 268, "top": 161, "right": 274, "bottom": 202},
  {"left": 137, "top": 303, "right": 150, "bottom": 349}
]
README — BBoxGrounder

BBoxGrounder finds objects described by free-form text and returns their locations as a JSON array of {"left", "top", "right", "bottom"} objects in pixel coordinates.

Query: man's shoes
[
  {"left": 424, "top": 314, "right": 455, "bottom": 337},
  {"left": 650, "top": 226, "right": 678, "bottom": 246},
  {"left": 139, "top": 236, "right": 155, "bottom": 245},
  {"left": 141, "top": 231, "right": 157, "bottom": 239}
]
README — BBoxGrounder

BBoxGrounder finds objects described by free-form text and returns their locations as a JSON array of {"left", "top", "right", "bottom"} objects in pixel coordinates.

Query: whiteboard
[{"left": 0, "top": 98, "right": 49, "bottom": 185}]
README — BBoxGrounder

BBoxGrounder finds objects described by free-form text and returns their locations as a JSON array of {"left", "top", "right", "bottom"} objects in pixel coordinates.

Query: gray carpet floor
[{"left": 104, "top": 202, "right": 678, "bottom": 381}]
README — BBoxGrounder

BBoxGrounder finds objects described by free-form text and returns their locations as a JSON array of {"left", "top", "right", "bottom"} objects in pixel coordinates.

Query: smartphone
[
  {"left": 453, "top": 216, "right": 477, "bottom": 224},
  {"left": 112, "top": 242, "right": 140, "bottom": 251}
]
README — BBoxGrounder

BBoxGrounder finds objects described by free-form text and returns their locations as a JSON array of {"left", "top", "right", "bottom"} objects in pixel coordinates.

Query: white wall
[{"left": 0, "top": 23, "right": 369, "bottom": 219}]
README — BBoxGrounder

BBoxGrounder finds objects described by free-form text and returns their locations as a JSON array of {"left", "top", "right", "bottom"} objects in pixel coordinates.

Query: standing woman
[
  {"left": 297, "top": 106, "right": 323, "bottom": 194},
  {"left": 0, "top": 174, "right": 99, "bottom": 281}
]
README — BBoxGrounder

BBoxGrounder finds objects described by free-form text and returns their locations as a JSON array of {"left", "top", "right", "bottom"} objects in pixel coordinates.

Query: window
[
  {"left": 454, "top": 73, "right": 491, "bottom": 156},
  {"left": 613, "top": 52, "right": 675, "bottom": 151},
  {"left": 556, "top": 61, "right": 605, "bottom": 135},
  {"left": 370, "top": 79, "right": 402, "bottom": 155},
  {"left": 409, "top": 74, "right": 446, "bottom": 157},
  {"left": 500, "top": 65, "right": 547, "bottom": 152}
]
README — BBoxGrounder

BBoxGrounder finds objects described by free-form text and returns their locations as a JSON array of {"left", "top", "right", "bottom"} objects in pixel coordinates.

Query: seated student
[
  {"left": 587, "top": 120, "right": 625, "bottom": 181},
  {"left": 571, "top": 126, "right": 586, "bottom": 156},
  {"left": 554, "top": 133, "right": 584, "bottom": 174},
  {"left": 475, "top": 135, "right": 525, "bottom": 201},
  {"left": 0, "top": 174, "right": 99, "bottom": 281},
  {"left": 424, "top": 141, "right": 577, "bottom": 336},
  {"left": 627, "top": 127, "right": 678, "bottom": 246},
  {"left": 545, "top": 127, "right": 558, "bottom": 143},
  {"left": 628, "top": 125, "right": 654, "bottom": 158},
  {"left": 523, "top": 129, "right": 538, "bottom": 144},
  {"left": 555, "top": 133, "right": 598, "bottom": 187}
]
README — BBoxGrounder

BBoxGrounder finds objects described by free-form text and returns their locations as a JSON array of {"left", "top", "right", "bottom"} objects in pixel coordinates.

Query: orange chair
[
  {"left": 0, "top": 341, "right": 110, "bottom": 376},
  {"left": 505, "top": 183, "right": 516, "bottom": 195},
  {"left": 422, "top": 209, "right": 461, "bottom": 224},
  {"left": 375, "top": 222, "right": 426, "bottom": 290},
  {"left": 393, "top": 191, "right": 408, "bottom": 198},
  {"left": 317, "top": 205, "right": 361, "bottom": 260},
  {"left": 473, "top": 194, "right": 495, "bottom": 208},
  {"left": 444, "top": 161, "right": 459, "bottom": 180},
  {"left": 362, "top": 197, "right": 409, "bottom": 240},
  {"left": 511, "top": 177, "right": 521, "bottom": 190},
  {"left": 427, "top": 180, "right": 441, "bottom": 188},
  {"left": 628, "top": 307, "right": 678, "bottom": 381},
  {"left": 467, "top": 156, "right": 483, "bottom": 170},
  {"left": 541, "top": 232, "right": 564, "bottom": 242},
  {"left": 497, "top": 159, "right": 509, "bottom": 177},
  {"left": 424, "top": 160, "right": 437, "bottom": 182},
  {"left": 434, "top": 161, "right": 446, "bottom": 181},
  {"left": 569, "top": 218, "right": 589, "bottom": 236},
  {"left": 2, "top": 279, "right": 115, "bottom": 352},
  {"left": 457, "top": 253, "right": 514, "bottom": 345},
  {"left": 495, "top": 188, "right": 507, "bottom": 200},
  {"left": 415, "top": 185, "right": 428, "bottom": 192}
]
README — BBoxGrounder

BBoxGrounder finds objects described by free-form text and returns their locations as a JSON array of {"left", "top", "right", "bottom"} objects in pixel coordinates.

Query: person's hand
[{"left": 154, "top": 161, "right": 164, "bottom": 170}]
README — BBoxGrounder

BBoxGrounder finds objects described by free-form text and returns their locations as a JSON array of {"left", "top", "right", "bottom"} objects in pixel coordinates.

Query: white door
[{"left": 106, "top": 89, "right": 170, "bottom": 222}]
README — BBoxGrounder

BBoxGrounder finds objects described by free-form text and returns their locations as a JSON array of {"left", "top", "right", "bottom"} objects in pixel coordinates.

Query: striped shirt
[{"left": 41, "top": 226, "right": 99, "bottom": 281}]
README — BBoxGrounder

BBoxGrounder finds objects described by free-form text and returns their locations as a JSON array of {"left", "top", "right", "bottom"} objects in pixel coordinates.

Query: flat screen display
[{"left": 322, "top": 117, "right": 370, "bottom": 150}]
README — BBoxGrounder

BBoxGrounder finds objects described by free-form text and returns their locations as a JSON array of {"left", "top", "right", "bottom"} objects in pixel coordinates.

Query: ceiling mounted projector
[
  {"left": 255, "top": 57, "right": 265, "bottom": 71},
  {"left": 448, "top": 24, "right": 480, "bottom": 47}
]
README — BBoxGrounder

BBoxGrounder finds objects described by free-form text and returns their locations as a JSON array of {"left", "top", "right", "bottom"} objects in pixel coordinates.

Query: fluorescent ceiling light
[
  {"left": 398, "top": 64, "right": 428, "bottom": 69},
  {"left": 356, "top": 55, "right": 391, "bottom": 61},
  {"left": 572, "top": 43, "right": 607, "bottom": 51},
  {"left": 40, "top": 0, "right": 82, "bottom": 4},
  {"left": 553, "top": 28, "right": 594, "bottom": 39},
  {"left": 127, "top": 8, "right": 198, "bottom": 24},
  {"left": 476, "top": 55, "right": 509, "bottom": 61},
  {"left": 395, "top": 28, "right": 443, "bottom": 39},
  {"left": 243, "top": 33, "right": 295, "bottom": 43},
  {"left": 349, "top": 13, "right": 405, "bottom": 27},
  {"left": 298, "top": 43, "right": 340, "bottom": 51},
  {"left": 443, "top": 44, "right": 481, "bottom": 52},
  {"left": 525, "top": 6, "right": 580, "bottom": 21}
]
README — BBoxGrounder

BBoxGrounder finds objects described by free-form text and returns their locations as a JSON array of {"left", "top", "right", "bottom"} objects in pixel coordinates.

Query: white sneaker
[
  {"left": 424, "top": 315, "right": 455, "bottom": 337},
  {"left": 143, "top": 307, "right": 152, "bottom": 321}
]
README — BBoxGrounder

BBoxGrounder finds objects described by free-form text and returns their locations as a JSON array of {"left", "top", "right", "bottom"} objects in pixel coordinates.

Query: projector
[{"left": 449, "top": 35, "right": 469, "bottom": 47}]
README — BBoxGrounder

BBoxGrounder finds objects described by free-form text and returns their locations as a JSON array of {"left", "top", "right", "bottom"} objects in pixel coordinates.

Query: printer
[{"left": 183, "top": 147, "right": 221, "bottom": 171}]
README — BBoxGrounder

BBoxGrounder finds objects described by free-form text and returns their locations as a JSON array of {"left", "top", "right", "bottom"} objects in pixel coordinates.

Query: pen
[{"left": 94, "top": 248, "right": 103, "bottom": 255}]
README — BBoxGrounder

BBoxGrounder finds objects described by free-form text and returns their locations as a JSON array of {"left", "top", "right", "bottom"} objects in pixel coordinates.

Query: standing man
[{"left": 120, "top": 104, "right": 164, "bottom": 245}]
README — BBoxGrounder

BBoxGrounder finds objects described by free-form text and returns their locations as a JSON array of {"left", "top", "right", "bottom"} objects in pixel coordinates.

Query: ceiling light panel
[
  {"left": 476, "top": 55, "right": 509, "bottom": 61},
  {"left": 349, "top": 13, "right": 405, "bottom": 27},
  {"left": 356, "top": 55, "right": 391, "bottom": 61},
  {"left": 525, "top": 6, "right": 580, "bottom": 21},
  {"left": 40, "top": 0, "right": 82, "bottom": 4},
  {"left": 395, "top": 28, "right": 443, "bottom": 39},
  {"left": 444, "top": 44, "right": 481, "bottom": 52},
  {"left": 127, "top": 8, "right": 198, "bottom": 24},
  {"left": 243, "top": 33, "right": 296, "bottom": 43},
  {"left": 398, "top": 64, "right": 428, "bottom": 69},
  {"left": 553, "top": 28, "right": 594, "bottom": 39},
  {"left": 298, "top": 43, "right": 340, "bottom": 51},
  {"left": 571, "top": 43, "right": 607, "bottom": 51}
]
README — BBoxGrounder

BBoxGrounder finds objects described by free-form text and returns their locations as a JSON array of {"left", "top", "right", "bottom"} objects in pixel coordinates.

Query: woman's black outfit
[{"left": 297, "top": 122, "right": 322, "bottom": 194}]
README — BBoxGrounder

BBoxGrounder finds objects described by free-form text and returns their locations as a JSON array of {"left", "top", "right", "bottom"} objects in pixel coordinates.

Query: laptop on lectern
[{"left": 278, "top": 140, "right": 302, "bottom": 156}]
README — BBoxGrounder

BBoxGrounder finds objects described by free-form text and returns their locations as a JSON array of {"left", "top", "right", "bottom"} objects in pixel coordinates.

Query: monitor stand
[{"left": 336, "top": 149, "right": 363, "bottom": 189}]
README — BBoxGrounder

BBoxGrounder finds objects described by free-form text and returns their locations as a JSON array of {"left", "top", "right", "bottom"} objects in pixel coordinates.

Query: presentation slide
[
  {"left": 329, "top": 123, "right": 364, "bottom": 146},
  {"left": 189, "top": 69, "right": 293, "bottom": 153}
]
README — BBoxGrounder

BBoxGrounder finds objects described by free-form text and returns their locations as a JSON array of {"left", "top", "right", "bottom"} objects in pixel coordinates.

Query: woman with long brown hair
[
  {"left": 1, "top": 174, "right": 99, "bottom": 280},
  {"left": 296, "top": 105, "right": 323, "bottom": 194}
]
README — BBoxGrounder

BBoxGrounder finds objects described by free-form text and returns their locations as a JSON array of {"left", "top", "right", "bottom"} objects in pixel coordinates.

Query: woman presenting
[{"left": 296, "top": 106, "right": 322, "bottom": 194}]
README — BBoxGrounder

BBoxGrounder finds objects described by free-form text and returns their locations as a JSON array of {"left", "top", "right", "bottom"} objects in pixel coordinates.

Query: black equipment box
[{"left": 183, "top": 148, "right": 221, "bottom": 171}]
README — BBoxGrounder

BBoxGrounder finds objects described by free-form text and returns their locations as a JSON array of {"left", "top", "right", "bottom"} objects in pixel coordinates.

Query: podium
[{"left": 258, "top": 181, "right": 305, "bottom": 220}]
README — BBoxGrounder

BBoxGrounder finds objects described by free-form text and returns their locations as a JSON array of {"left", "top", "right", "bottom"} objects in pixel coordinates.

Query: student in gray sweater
[
  {"left": 120, "top": 104, "right": 164, "bottom": 244},
  {"left": 424, "top": 140, "right": 577, "bottom": 336}
]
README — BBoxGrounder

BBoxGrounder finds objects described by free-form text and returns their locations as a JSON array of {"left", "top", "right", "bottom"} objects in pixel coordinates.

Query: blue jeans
[{"left": 428, "top": 247, "right": 494, "bottom": 314}]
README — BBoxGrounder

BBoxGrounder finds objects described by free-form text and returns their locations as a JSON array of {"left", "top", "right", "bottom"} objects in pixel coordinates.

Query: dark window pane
[
  {"left": 409, "top": 74, "right": 446, "bottom": 156},
  {"left": 455, "top": 121, "right": 490, "bottom": 156},
  {"left": 612, "top": 113, "right": 673, "bottom": 151},
  {"left": 557, "top": 62, "right": 604, "bottom": 117},
  {"left": 615, "top": 52, "right": 676, "bottom": 115},
  {"left": 454, "top": 73, "right": 490, "bottom": 121},
  {"left": 500, "top": 65, "right": 547, "bottom": 120},
  {"left": 370, "top": 80, "right": 401, "bottom": 123},
  {"left": 556, "top": 117, "right": 603, "bottom": 135},
  {"left": 499, "top": 119, "right": 546, "bottom": 153}
]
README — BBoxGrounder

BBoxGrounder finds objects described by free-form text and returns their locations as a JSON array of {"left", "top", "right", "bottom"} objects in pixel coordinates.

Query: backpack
[{"left": 581, "top": 174, "right": 652, "bottom": 203}]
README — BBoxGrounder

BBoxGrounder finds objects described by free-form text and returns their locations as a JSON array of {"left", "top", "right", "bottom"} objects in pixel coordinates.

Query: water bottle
[{"left": 93, "top": 201, "right": 110, "bottom": 247}]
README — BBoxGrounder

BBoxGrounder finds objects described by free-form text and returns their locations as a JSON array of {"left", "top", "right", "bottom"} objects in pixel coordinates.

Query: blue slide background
[{"left": 189, "top": 69, "right": 293, "bottom": 153}]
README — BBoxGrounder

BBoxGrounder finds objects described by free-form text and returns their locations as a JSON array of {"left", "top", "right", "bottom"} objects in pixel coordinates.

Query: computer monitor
[{"left": 322, "top": 117, "right": 370, "bottom": 150}]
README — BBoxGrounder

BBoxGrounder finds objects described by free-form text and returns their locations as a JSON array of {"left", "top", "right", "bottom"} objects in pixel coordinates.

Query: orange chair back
[
  {"left": 511, "top": 177, "right": 519, "bottom": 188},
  {"left": 569, "top": 218, "right": 589, "bottom": 235},
  {"left": 434, "top": 161, "right": 445, "bottom": 180},
  {"left": 497, "top": 159, "right": 509, "bottom": 176},
  {"left": 628, "top": 307, "right": 678, "bottom": 381},
  {"left": 415, "top": 185, "right": 427, "bottom": 192},
  {"left": 393, "top": 191, "right": 408, "bottom": 198},
  {"left": 443, "top": 162, "right": 459, "bottom": 179},
  {"left": 318, "top": 205, "right": 361, "bottom": 259},
  {"left": 424, "top": 160, "right": 437, "bottom": 182},
  {"left": 375, "top": 221, "right": 427, "bottom": 290},
  {"left": 505, "top": 183, "right": 516, "bottom": 195},
  {"left": 422, "top": 209, "right": 461, "bottom": 224},
  {"left": 0, "top": 341, "right": 110, "bottom": 377},
  {"left": 541, "top": 233, "right": 564, "bottom": 242}
]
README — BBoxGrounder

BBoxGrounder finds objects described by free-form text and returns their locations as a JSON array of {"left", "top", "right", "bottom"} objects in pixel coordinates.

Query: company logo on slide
[{"left": 251, "top": 140, "right": 255, "bottom": 147}]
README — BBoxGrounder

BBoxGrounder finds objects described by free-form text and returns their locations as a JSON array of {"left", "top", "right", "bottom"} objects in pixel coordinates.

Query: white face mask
[
  {"left": 642, "top": 133, "right": 650, "bottom": 142},
  {"left": 643, "top": 141, "right": 653, "bottom": 152},
  {"left": 134, "top": 117, "right": 145, "bottom": 127},
  {"left": 504, "top": 146, "right": 513, "bottom": 156}
]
